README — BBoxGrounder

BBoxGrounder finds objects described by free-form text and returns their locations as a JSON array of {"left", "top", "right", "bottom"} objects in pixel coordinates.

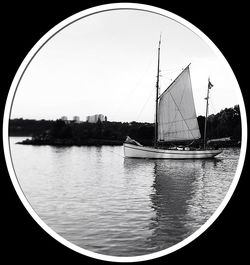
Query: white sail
[{"left": 158, "top": 66, "right": 201, "bottom": 142}]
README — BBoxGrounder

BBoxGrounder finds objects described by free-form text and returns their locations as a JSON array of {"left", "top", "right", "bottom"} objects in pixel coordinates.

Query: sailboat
[{"left": 123, "top": 37, "right": 222, "bottom": 159}]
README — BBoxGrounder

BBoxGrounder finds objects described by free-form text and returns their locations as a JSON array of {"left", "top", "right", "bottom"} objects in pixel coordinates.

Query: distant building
[
  {"left": 61, "top": 116, "right": 68, "bottom": 121},
  {"left": 73, "top": 116, "right": 80, "bottom": 123},
  {"left": 60, "top": 116, "right": 70, "bottom": 124},
  {"left": 86, "top": 114, "right": 107, "bottom": 123}
]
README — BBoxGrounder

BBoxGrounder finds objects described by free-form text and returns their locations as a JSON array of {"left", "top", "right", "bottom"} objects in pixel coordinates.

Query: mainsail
[{"left": 157, "top": 65, "right": 201, "bottom": 142}]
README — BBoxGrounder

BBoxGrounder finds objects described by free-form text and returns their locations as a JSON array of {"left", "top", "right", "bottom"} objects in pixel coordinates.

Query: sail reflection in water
[
  {"left": 146, "top": 159, "right": 224, "bottom": 250},
  {"left": 122, "top": 155, "right": 235, "bottom": 254},
  {"left": 10, "top": 139, "right": 239, "bottom": 256}
]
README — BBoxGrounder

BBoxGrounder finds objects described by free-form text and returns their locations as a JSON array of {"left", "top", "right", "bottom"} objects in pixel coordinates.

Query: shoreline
[
  {"left": 16, "top": 138, "right": 241, "bottom": 148},
  {"left": 16, "top": 138, "right": 124, "bottom": 146}
]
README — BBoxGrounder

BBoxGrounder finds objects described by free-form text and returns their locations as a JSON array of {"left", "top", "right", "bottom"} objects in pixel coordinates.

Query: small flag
[{"left": 208, "top": 78, "right": 213, "bottom": 89}]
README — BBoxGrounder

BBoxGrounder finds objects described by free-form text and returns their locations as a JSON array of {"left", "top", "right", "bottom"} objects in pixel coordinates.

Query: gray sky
[{"left": 11, "top": 9, "right": 240, "bottom": 122}]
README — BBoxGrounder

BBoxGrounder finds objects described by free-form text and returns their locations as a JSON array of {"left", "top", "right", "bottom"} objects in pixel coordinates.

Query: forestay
[{"left": 157, "top": 66, "right": 201, "bottom": 142}]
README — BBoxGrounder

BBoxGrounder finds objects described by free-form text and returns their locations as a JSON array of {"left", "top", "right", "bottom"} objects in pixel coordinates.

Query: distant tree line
[
  {"left": 197, "top": 105, "right": 241, "bottom": 141},
  {"left": 9, "top": 105, "right": 241, "bottom": 145},
  {"left": 43, "top": 119, "right": 154, "bottom": 145},
  {"left": 9, "top": 118, "right": 53, "bottom": 136}
]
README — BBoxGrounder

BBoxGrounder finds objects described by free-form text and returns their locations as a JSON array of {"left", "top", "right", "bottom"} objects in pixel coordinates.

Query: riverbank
[
  {"left": 16, "top": 137, "right": 240, "bottom": 148},
  {"left": 17, "top": 138, "right": 124, "bottom": 146},
  {"left": 10, "top": 106, "right": 241, "bottom": 148}
]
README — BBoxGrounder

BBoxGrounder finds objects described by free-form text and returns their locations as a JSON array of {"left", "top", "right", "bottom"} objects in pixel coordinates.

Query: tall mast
[
  {"left": 203, "top": 77, "right": 212, "bottom": 149},
  {"left": 154, "top": 35, "right": 161, "bottom": 147}
]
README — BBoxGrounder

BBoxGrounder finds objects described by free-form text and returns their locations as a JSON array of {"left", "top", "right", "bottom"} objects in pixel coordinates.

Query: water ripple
[{"left": 10, "top": 138, "right": 240, "bottom": 256}]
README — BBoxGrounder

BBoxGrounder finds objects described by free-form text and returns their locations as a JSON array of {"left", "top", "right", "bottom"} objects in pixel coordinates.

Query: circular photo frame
[{"left": 3, "top": 3, "right": 247, "bottom": 263}]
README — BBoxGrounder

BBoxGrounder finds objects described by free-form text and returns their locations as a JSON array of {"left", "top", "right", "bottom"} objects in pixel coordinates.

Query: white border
[{"left": 2, "top": 3, "right": 247, "bottom": 263}]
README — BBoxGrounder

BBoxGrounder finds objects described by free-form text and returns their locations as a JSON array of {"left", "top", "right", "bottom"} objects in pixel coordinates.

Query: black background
[{"left": 1, "top": 1, "right": 248, "bottom": 264}]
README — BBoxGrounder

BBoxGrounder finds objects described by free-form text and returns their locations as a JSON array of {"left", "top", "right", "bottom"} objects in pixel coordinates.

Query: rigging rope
[
  {"left": 112, "top": 54, "right": 156, "bottom": 116},
  {"left": 135, "top": 87, "right": 155, "bottom": 121}
]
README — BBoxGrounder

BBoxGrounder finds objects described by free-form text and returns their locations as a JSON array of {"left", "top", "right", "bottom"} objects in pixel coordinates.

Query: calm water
[{"left": 9, "top": 137, "right": 240, "bottom": 256}]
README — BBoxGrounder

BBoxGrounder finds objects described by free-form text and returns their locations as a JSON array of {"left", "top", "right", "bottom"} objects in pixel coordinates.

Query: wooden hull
[{"left": 123, "top": 143, "right": 222, "bottom": 159}]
